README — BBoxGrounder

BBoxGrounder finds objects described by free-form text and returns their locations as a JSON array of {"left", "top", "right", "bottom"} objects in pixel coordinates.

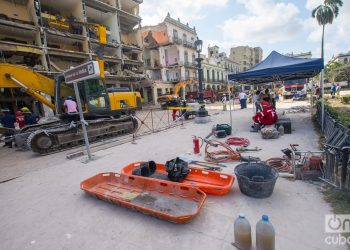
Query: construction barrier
[{"left": 133, "top": 108, "right": 190, "bottom": 138}]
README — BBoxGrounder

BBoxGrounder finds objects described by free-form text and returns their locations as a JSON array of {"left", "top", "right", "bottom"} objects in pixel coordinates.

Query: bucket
[{"left": 234, "top": 163, "right": 278, "bottom": 198}]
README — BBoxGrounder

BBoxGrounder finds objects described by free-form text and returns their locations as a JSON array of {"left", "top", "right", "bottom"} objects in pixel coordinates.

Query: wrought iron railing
[{"left": 316, "top": 103, "right": 350, "bottom": 190}]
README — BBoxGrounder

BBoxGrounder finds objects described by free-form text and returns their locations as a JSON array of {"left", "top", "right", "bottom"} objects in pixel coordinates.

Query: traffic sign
[{"left": 64, "top": 61, "right": 101, "bottom": 83}]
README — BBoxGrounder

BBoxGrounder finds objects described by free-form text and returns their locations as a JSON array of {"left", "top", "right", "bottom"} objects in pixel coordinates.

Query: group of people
[
  {"left": 331, "top": 83, "right": 341, "bottom": 98},
  {"left": 1, "top": 107, "right": 39, "bottom": 148}
]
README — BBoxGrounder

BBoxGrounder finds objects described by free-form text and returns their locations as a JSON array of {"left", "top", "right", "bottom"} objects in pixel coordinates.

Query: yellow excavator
[
  {"left": 0, "top": 63, "right": 142, "bottom": 154},
  {"left": 157, "top": 79, "right": 193, "bottom": 105},
  {"left": 0, "top": 63, "right": 142, "bottom": 116}
]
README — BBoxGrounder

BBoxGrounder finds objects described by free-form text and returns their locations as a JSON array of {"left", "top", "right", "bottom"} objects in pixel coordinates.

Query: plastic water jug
[
  {"left": 234, "top": 213, "right": 252, "bottom": 249},
  {"left": 256, "top": 215, "right": 275, "bottom": 250},
  {"left": 278, "top": 125, "right": 284, "bottom": 136}
]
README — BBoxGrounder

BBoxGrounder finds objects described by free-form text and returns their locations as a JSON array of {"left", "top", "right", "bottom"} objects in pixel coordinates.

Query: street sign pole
[
  {"left": 73, "top": 81, "right": 92, "bottom": 160},
  {"left": 63, "top": 61, "right": 102, "bottom": 161}
]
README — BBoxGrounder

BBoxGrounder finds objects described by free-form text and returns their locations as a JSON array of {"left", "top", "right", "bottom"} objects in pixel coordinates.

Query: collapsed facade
[
  {"left": 0, "top": 0, "right": 144, "bottom": 113},
  {"left": 141, "top": 13, "right": 199, "bottom": 104}
]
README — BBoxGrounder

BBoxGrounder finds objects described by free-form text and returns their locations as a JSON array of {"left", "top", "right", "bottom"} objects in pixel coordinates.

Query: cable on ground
[{"left": 225, "top": 137, "right": 250, "bottom": 147}]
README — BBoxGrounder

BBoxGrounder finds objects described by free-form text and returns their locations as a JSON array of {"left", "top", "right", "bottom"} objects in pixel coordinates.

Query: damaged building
[
  {"left": 0, "top": 0, "right": 144, "bottom": 114},
  {"left": 141, "top": 13, "right": 198, "bottom": 104}
]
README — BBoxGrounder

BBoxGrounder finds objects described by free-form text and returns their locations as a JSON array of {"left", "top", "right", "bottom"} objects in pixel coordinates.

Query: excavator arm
[
  {"left": 0, "top": 63, "right": 55, "bottom": 109},
  {"left": 174, "top": 79, "right": 192, "bottom": 97}
]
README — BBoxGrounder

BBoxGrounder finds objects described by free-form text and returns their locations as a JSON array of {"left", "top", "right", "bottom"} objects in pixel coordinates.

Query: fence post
[
  {"left": 150, "top": 109, "right": 154, "bottom": 132},
  {"left": 341, "top": 147, "right": 349, "bottom": 190},
  {"left": 132, "top": 133, "right": 137, "bottom": 144}
]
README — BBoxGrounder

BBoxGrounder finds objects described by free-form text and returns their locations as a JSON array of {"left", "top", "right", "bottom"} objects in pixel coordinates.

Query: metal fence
[
  {"left": 316, "top": 104, "right": 350, "bottom": 190},
  {"left": 132, "top": 108, "right": 190, "bottom": 138}
]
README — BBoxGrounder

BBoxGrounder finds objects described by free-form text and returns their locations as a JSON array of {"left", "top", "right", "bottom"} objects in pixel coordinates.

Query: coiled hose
[
  {"left": 225, "top": 137, "right": 250, "bottom": 147},
  {"left": 265, "top": 157, "right": 292, "bottom": 173},
  {"left": 205, "top": 139, "right": 241, "bottom": 163}
]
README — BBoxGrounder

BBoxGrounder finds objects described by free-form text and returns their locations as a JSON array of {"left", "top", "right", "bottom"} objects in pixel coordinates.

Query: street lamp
[{"left": 194, "top": 37, "right": 204, "bottom": 104}]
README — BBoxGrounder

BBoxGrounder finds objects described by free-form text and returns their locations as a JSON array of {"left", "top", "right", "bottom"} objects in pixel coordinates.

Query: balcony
[
  {"left": 118, "top": 9, "right": 141, "bottom": 30},
  {"left": 165, "top": 61, "right": 182, "bottom": 68},
  {"left": 85, "top": 0, "right": 117, "bottom": 12},
  {"left": 184, "top": 61, "right": 197, "bottom": 68},
  {"left": 0, "top": 40, "right": 43, "bottom": 55},
  {"left": 0, "top": 18, "right": 36, "bottom": 31},
  {"left": 48, "top": 47, "right": 89, "bottom": 59},
  {"left": 183, "top": 40, "right": 195, "bottom": 49},
  {"left": 172, "top": 37, "right": 182, "bottom": 45},
  {"left": 145, "top": 60, "right": 160, "bottom": 69}
]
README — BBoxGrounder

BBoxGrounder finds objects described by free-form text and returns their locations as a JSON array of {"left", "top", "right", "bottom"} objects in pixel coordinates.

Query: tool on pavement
[{"left": 236, "top": 146, "right": 262, "bottom": 152}]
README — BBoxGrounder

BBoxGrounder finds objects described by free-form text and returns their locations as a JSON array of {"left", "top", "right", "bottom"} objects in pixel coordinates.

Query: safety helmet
[
  {"left": 20, "top": 107, "right": 30, "bottom": 112},
  {"left": 67, "top": 96, "right": 73, "bottom": 100}
]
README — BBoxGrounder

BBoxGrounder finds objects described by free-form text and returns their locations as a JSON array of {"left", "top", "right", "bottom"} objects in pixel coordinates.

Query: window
[
  {"left": 217, "top": 72, "right": 219, "bottom": 81},
  {"left": 185, "top": 70, "right": 189, "bottom": 79},
  {"left": 207, "top": 70, "right": 210, "bottom": 81},
  {"left": 184, "top": 51, "right": 188, "bottom": 64},
  {"left": 191, "top": 37, "right": 194, "bottom": 41},
  {"left": 86, "top": 79, "right": 107, "bottom": 109},
  {"left": 212, "top": 70, "right": 215, "bottom": 82},
  {"left": 192, "top": 53, "right": 195, "bottom": 63},
  {"left": 173, "top": 29, "right": 178, "bottom": 38},
  {"left": 183, "top": 33, "right": 187, "bottom": 42}
]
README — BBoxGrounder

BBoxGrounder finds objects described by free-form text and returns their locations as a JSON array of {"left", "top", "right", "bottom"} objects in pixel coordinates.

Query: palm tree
[
  {"left": 312, "top": 0, "right": 343, "bottom": 130},
  {"left": 312, "top": 0, "right": 343, "bottom": 59}
]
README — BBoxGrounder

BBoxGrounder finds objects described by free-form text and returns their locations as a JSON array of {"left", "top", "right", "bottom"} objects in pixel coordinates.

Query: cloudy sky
[{"left": 140, "top": 0, "right": 350, "bottom": 62}]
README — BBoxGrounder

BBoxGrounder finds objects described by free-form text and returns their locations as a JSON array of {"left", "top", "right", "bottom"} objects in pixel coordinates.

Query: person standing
[
  {"left": 23, "top": 110, "right": 39, "bottom": 125},
  {"left": 239, "top": 90, "right": 247, "bottom": 109},
  {"left": 15, "top": 110, "right": 25, "bottom": 129},
  {"left": 331, "top": 83, "right": 336, "bottom": 98},
  {"left": 1, "top": 109, "right": 16, "bottom": 148},
  {"left": 254, "top": 90, "right": 263, "bottom": 113},
  {"left": 336, "top": 83, "right": 341, "bottom": 97}
]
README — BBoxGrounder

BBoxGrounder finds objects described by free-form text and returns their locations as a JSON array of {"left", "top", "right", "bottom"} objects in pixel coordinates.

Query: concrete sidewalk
[{"left": 0, "top": 101, "right": 345, "bottom": 250}]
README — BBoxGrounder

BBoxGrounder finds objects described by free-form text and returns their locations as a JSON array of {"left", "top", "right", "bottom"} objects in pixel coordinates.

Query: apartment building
[
  {"left": 0, "top": 0, "right": 144, "bottom": 113},
  {"left": 207, "top": 45, "right": 240, "bottom": 80},
  {"left": 229, "top": 46, "right": 263, "bottom": 71},
  {"left": 141, "top": 13, "right": 198, "bottom": 104}
]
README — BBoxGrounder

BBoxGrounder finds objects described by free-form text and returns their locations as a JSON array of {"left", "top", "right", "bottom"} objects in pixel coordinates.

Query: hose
[
  {"left": 204, "top": 139, "right": 241, "bottom": 163},
  {"left": 225, "top": 137, "right": 250, "bottom": 147},
  {"left": 265, "top": 157, "right": 292, "bottom": 173}
]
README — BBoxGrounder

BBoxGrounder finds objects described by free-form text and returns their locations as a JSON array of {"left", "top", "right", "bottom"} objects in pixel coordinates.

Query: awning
[{"left": 228, "top": 51, "right": 324, "bottom": 84}]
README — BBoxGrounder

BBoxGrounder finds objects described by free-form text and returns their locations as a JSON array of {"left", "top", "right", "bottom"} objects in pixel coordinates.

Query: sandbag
[{"left": 261, "top": 127, "right": 279, "bottom": 139}]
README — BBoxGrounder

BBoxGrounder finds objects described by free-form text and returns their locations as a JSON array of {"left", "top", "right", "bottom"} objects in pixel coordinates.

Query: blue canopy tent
[{"left": 228, "top": 51, "right": 324, "bottom": 84}]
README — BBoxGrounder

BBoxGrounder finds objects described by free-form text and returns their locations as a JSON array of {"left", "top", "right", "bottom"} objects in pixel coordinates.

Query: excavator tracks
[{"left": 23, "top": 117, "right": 138, "bottom": 155}]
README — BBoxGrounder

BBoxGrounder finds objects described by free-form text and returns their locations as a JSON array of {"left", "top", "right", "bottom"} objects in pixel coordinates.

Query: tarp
[{"left": 228, "top": 51, "right": 324, "bottom": 84}]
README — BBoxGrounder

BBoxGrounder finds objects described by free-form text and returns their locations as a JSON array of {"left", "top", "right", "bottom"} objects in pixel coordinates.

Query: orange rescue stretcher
[
  {"left": 80, "top": 172, "right": 206, "bottom": 224},
  {"left": 121, "top": 162, "right": 235, "bottom": 195}
]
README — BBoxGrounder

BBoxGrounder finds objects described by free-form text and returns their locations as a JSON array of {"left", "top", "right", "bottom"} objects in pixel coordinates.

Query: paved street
[{"left": 0, "top": 102, "right": 346, "bottom": 250}]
